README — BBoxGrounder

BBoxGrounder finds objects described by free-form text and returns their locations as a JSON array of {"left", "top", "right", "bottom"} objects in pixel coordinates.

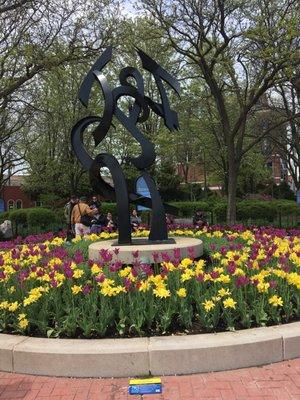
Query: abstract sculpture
[{"left": 71, "top": 46, "right": 180, "bottom": 245}]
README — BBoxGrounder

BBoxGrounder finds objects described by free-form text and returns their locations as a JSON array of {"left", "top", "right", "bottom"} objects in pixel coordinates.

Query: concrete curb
[
  {"left": 0, "top": 322, "right": 299, "bottom": 378},
  {"left": 89, "top": 237, "right": 203, "bottom": 264}
]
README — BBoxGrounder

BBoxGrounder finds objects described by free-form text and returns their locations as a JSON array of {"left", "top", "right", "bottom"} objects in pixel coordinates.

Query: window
[
  {"left": 16, "top": 199, "right": 23, "bottom": 209},
  {"left": 35, "top": 201, "right": 44, "bottom": 207},
  {"left": 7, "top": 199, "right": 14, "bottom": 210}
]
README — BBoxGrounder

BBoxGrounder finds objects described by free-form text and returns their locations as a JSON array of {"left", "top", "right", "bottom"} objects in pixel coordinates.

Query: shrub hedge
[
  {"left": 0, "top": 199, "right": 299, "bottom": 237},
  {"left": 0, "top": 208, "right": 60, "bottom": 236},
  {"left": 99, "top": 199, "right": 300, "bottom": 225}
]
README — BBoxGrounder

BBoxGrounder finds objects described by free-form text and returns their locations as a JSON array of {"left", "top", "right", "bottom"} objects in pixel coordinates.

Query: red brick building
[
  {"left": 1, "top": 176, "right": 35, "bottom": 211},
  {"left": 177, "top": 163, "right": 204, "bottom": 184}
]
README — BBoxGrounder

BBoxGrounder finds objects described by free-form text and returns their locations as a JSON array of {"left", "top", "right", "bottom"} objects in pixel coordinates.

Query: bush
[
  {"left": 9, "top": 209, "right": 28, "bottom": 225},
  {"left": 0, "top": 208, "right": 62, "bottom": 237},
  {"left": 83, "top": 199, "right": 300, "bottom": 226},
  {"left": 101, "top": 202, "right": 117, "bottom": 215},
  {"left": 275, "top": 200, "right": 300, "bottom": 216},
  {"left": 43, "top": 198, "right": 300, "bottom": 230},
  {"left": 237, "top": 201, "right": 276, "bottom": 222},
  {"left": 27, "top": 208, "right": 58, "bottom": 227},
  {"left": 211, "top": 199, "right": 300, "bottom": 224},
  {"left": 272, "top": 182, "right": 296, "bottom": 201},
  {"left": 213, "top": 202, "right": 227, "bottom": 222},
  {"left": 169, "top": 201, "right": 210, "bottom": 217},
  {"left": 0, "top": 211, "right": 10, "bottom": 224}
]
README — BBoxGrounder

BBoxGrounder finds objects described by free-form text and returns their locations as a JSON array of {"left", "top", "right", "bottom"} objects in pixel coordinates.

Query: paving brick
[
  {"left": 272, "top": 387, "right": 293, "bottom": 400},
  {"left": 0, "top": 389, "right": 28, "bottom": 399},
  {"left": 205, "top": 381, "right": 231, "bottom": 390},
  {"left": 285, "top": 382, "right": 300, "bottom": 395},
  {"left": 0, "top": 358, "right": 300, "bottom": 399},
  {"left": 22, "top": 390, "right": 39, "bottom": 400},
  {"left": 292, "top": 376, "right": 300, "bottom": 387},
  {"left": 73, "top": 394, "right": 88, "bottom": 400},
  {"left": 246, "top": 387, "right": 274, "bottom": 396},
  {"left": 219, "top": 389, "right": 236, "bottom": 399},
  {"left": 256, "top": 379, "right": 291, "bottom": 388}
]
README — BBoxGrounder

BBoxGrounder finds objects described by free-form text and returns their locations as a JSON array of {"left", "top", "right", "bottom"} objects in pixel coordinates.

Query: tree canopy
[{"left": 0, "top": 0, "right": 299, "bottom": 221}]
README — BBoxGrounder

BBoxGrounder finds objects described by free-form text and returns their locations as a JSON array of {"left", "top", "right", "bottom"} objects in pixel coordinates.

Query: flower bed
[{"left": 0, "top": 226, "right": 299, "bottom": 338}]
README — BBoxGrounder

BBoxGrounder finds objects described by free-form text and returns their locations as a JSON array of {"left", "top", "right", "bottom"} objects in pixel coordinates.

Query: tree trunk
[
  {"left": 203, "top": 152, "right": 207, "bottom": 194},
  {"left": 227, "top": 155, "right": 239, "bottom": 224}
]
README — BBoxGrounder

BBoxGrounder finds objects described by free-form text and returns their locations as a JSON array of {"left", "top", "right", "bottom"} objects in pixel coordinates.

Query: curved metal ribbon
[
  {"left": 71, "top": 47, "right": 180, "bottom": 244},
  {"left": 136, "top": 48, "right": 180, "bottom": 131},
  {"left": 113, "top": 84, "right": 155, "bottom": 170},
  {"left": 78, "top": 46, "right": 113, "bottom": 107}
]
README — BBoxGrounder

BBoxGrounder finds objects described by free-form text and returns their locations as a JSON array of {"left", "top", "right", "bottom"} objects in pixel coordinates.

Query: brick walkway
[{"left": 0, "top": 359, "right": 300, "bottom": 400}]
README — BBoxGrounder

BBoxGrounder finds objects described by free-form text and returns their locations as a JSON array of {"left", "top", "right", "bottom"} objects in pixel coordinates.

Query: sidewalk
[{"left": 0, "top": 358, "right": 300, "bottom": 400}]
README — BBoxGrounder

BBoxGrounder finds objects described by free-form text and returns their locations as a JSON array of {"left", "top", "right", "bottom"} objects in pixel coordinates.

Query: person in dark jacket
[
  {"left": 193, "top": 210, "right": 207, "bottom": 229},
  {"left": 130, "top": 209, "right": 142, "bottom": 231},
  {"left": 105, "top": 212, "right": 117, "bottom": 231},
  {"left": 64, "top": 195, "right": 78, "bottom": 239},
  {"left": 90, "top": 204, "right": 107, "bottom": 234},
  {"left": 89, "top": 195, "right": 101, "bottom": 210}
]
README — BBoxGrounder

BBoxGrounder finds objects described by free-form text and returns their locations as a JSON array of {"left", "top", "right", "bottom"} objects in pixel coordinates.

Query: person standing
[
  {"left": 105, "top": 212, "right": 117, "bottom": 231},
  {"left": 71, "top": 196, "right": 97, "bottom": 236},
  {"left": 90, "top": 205, "right": 106, "bottom": 234},
  {"left": 192, "top": 209, "right": 207, "bottom": 229},
  {"left": 64, "top": 195, "right": 78, "bottom": 237},
  {"left": 89, "top": 195, "right": 101, "bottom": 209},
  {"left": 130, "top": 209, "right": 142, "bottom": 231}
]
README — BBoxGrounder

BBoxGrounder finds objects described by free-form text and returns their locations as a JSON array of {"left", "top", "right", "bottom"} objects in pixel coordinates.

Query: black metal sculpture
[{"left": 71, "top": 46, "right": 180, "bottom": 245}]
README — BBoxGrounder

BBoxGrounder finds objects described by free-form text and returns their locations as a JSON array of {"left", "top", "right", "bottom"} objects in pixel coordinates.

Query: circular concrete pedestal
[{"left": 89, "top": 237, "right": 203, "bottom": 264}]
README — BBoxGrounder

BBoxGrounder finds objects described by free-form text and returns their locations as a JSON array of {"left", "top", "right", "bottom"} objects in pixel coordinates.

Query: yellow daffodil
[
  {"left": 176, "top": 288, "right": 187, "bottom": 298},
  {"left": 8, "top": 301, "right": 19, "bottom": 312},
  {"left": 139, "top": 280, "right": 151, "bottom": 292},
  {"left": 18, "top": 318, "right": 29, "bottom": 329},
  {"left": 202, "top": 299, "right": 215, "bottom": 312},
  {"left": 71, "top": 285, "right": 82, "bottom": 295},
  {"left": 153, "top": 287, "right": 171, "bottom": 298},
  {"left": 223, "top": 297, "right": 237, "bottom": 309},
  {"left": 73, "top": 269, "right": 84, "bottom": 279},
  {"left": 218, "top": 288, "right": 231, "bottom": 297},
  {"left": 268, "top": 295, "right": 283, "bottom": 307},
  {"left": 180, "top": 258, "right": 193, "bottom": 268}
]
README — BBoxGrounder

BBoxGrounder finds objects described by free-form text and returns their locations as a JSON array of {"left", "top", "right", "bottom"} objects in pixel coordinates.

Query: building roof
[{"left": 4, "top": 175, "right": 27, "bottom": 187}]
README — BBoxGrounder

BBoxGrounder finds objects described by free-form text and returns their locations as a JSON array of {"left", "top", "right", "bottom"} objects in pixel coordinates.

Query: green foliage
[
  {"left": 210, "top": 199, "right": 300, "bottom": 224},
  {"left": 3, "top": 208, "right": 61, "bottom": 236},
  {"left": 100, "top": 203, "right": 117, "bottom": 215},
  {"left": 66, "top": 199, "right": 300, "bottom": 225},
  {"left": 156, "top": 162, "right": 182, "bottom": 201},
  {"left": 9, "top": 209, "right": 28, "bottom": 225},
  {"left": 237, "top": 201, "right": 275, "bottom": 222},
  {"left": 272, "top": 182, "right": 296, "bottom": 201},
  {"left": 27, "top": 208, "right": 58, "bottom": 227},
  {"left": 169, "top": 201, "right": 210, "bottom": 217},
  {"left": 1, "top": 229, "right": 299, "bottom": 338},
  {"left": 237, "top": 150, "right": 272, "bottom": 197},
  {"left": 0, "top": 212, "right": 10, "bottom": 224},
  {"left": 140, "top": 0, "right": 300, "bottom": 223},
  {"left": 213, "top": 202, "right": 228, "bottom": 222}
]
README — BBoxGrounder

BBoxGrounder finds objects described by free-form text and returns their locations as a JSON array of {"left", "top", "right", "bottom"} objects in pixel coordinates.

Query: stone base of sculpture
[{"left": 88, "top": 237, "right": 203, "bottom": 264}]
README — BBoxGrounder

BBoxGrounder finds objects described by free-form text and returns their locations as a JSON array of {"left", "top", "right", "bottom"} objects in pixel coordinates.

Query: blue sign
[
  {"left": 129, "top": 384, "right": 162, "bottom": 395},
  {"left": 129, "top": 378, "right": 162, "bottom": 395},
  {"left": 136, "top": 176, "right": 151, "bottom": 211},
  {"left": 297, "top": 189, "right": 300, "bottom": 205},
  {"left": 0, "top": 199, "right": 4, "bottom": 213}
]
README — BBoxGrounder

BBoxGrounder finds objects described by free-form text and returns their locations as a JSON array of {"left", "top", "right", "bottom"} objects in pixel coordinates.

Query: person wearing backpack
[
  {"left": 64, "top": 195, "right": 78, "bottom": 237},
  {"left": 71, "top": 196, "right": 97, "bottom": 236}
]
